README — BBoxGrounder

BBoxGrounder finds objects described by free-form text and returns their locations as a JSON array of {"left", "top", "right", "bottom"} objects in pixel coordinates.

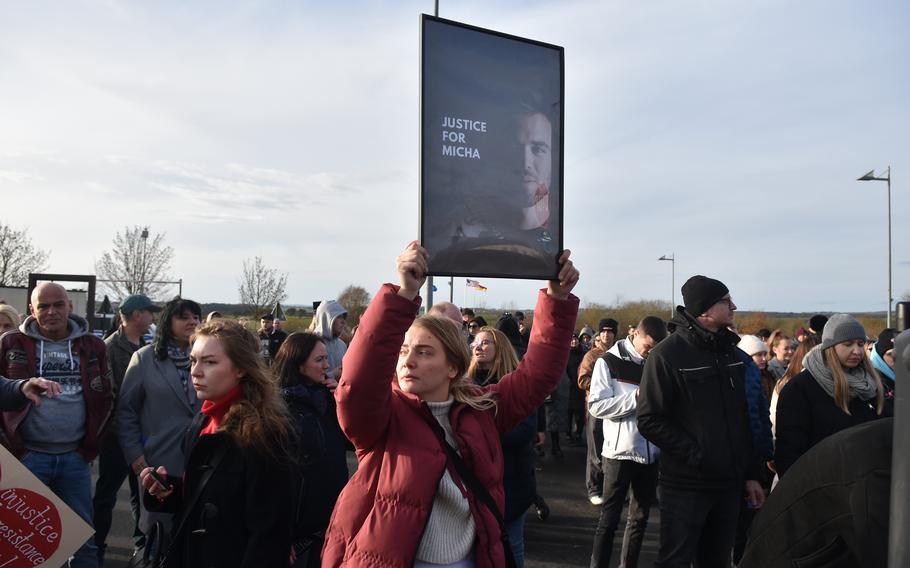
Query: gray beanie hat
[{"left": 820, "top": 314, "right": 866, "bottom": 350}]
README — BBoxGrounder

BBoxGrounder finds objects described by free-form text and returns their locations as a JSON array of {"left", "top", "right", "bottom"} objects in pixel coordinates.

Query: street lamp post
[
  {"left": 858, "top": 167, "right": 892, "bottom": 328},
  {"left": 658, "top": 254, "right": 675, "bottom": 319},
  {"left": 139, "top": 227, "right": 149, "bottom": 295}
]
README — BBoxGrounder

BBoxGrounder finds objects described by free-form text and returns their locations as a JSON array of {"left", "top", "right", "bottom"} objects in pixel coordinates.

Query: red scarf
[{"left": 199, "top": 385, "right": 243, "bottom": 437}]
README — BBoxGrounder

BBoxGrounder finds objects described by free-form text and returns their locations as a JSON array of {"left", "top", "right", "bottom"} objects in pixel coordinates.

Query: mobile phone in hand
[{"left": 148, "top": 469, "right": 172, "bottom": 491}]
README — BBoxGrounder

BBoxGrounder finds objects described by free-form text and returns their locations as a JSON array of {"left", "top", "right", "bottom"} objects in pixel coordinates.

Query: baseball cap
[{"left": 120, "top": 294, "right": 161, "bottom": 314}]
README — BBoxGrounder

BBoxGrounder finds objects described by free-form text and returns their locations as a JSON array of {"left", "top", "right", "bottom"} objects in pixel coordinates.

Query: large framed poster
[{"left": 420, "top": 15, "right": 564, "bottom": 280}]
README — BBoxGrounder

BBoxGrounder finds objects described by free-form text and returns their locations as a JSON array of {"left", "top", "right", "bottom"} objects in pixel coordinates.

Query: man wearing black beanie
[{"left": 637, "top": 275, "right": 765, "bottom": 567}]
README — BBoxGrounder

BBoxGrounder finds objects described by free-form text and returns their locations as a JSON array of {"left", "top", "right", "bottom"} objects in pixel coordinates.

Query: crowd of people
[{"left": 0, "top": 245, "right": 901, "bottom": 568}]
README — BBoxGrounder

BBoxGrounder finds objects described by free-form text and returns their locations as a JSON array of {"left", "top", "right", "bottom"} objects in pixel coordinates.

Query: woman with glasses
[{"left": 466, "top": 316, "right": 487, "bottom": 343}]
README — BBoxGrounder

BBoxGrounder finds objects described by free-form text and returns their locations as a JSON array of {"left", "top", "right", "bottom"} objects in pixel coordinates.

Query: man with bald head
[
  {"left": 0, "top": 282, "right": 113, "bottom": 567},
  {"left": 428, "top": 301, "right": 463, "bottom": 326}
]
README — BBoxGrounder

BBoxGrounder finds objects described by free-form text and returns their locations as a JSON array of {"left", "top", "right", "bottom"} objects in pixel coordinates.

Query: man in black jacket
[{"left": 637, "top": 275, "right": 765, "bottom": 567}]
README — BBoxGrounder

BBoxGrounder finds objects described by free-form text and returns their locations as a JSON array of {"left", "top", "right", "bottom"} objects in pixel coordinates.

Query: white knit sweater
[{"left": 415, "top": 398, "right": 476, "bottom": 564}]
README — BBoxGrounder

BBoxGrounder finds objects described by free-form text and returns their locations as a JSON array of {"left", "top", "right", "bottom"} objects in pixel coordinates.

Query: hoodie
[
  {"left": 312, "top": 300, "right": 347, "bottom": 379},
  {"left": 0, "top": 315, "right": 112, "bottom": 459},
  {"left": 19, "top": 315, "right": 90, "bottom": 453}
]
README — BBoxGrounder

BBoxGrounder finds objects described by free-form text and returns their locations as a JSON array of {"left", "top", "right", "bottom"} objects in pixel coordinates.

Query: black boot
[{"left": 533, "top": 494, "right": 550, "bottom": 521}]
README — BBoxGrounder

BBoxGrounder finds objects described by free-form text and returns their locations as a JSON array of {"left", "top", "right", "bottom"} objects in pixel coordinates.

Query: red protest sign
[{"left": 0, "top": 447, "right": 93, "bottom": 567}]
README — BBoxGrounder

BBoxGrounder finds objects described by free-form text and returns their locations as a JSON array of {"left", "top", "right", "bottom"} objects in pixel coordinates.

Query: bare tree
[
  {"left": 238, "top": 256, "right": 288, "bottom": 316},
  {"left": 0, "top": 221, "right": 49, "bottom": 286},
  {"left": 337, "top": 285, "right": 371, "bottom": 326},
  {"left": 96, "top": 226, "right": 174, "bottom": 300}
]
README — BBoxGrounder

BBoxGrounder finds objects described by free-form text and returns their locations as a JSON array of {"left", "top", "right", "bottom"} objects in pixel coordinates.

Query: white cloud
[{"left": 0, "top": 0, "right": 906, "bottom": 312}]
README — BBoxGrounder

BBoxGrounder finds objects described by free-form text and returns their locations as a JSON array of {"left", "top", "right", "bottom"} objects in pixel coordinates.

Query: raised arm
[
  {"left": 334, "top": 242, "right": 423, "bottom": 451},
  {"left": 493, "top": 251, "right": 580, "bottom": 433}
]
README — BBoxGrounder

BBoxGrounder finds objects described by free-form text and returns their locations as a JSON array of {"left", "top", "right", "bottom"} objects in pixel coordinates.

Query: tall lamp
[
  {"left": 857, "top": 167, "right": 892, "bottom": 328},
  {"left": 658, "top": 254, "right": 675, "bottom": 319}
]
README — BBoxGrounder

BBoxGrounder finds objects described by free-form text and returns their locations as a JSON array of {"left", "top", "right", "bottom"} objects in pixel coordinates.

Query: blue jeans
[
  {"left": 22, "top": 451, "right": 99, "bottom": 568},
  {"left": 505, "top": 511, "right": 527, "bottom": 568}
]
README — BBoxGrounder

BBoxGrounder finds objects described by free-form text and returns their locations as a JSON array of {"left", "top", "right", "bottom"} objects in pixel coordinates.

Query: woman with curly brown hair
[{"left": 140, "top": 319, "right": 296, "bottom": 568}]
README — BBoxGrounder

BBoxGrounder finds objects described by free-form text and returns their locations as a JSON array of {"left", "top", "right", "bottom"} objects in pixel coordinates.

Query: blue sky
[{"left": 1, "top": 0, "right": 907, "bottom": 313}]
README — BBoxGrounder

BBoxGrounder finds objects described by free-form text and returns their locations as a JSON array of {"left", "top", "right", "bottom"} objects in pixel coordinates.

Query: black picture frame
[{"left": 420, "top": 15, "right": 565, "bottom": 281}]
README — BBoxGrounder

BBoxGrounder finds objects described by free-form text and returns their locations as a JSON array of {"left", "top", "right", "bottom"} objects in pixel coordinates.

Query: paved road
[{"left": 98, "top": 439, "right": 659, "bottom": 567}]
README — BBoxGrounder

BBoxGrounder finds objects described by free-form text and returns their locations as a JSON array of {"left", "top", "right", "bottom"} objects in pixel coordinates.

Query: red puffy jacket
[{"left": 323, "top": 284, "right": 577, "bottom": 567}]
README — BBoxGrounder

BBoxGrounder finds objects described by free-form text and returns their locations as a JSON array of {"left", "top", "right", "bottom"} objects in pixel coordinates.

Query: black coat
[
  {"left": 774, "top": 369, "right": 886, "bottom": 477},
  {"left": 637, "top": 308, "right": 758, "bottom": 490},
  {"left": 473, "top": 368, "right": 537, "bottom": 521},
  {"left": 740, "top": 418, "right": 892, "bottom": 568},
  {"left": 147, "top": 413, "right": 295, "bottom": 568},
  {"left": 0, "top": 378, "right": 26, "bottom": 411},
  {"left": 282, "top": 382, "right": 349, "bottom": 537}
]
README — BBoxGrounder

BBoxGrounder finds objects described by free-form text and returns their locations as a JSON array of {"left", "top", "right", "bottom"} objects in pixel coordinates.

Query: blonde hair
[
  {"left": 467, "top": 327, "right": 519, "bottom": 385},
  {"left": 775, "top": 336, "right": 817, "bottom": 395},
  {"left": 822, "top": 346, "right": 883, "bottom": 415},
  {"left": 0, "top": 304, "right": 21, "bottom": 331},
  {"left": 410, "top": 316, "right": 497, "bottom": 411}
]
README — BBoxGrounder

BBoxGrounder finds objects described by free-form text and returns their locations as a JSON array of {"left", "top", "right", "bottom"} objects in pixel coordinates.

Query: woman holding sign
[
  {"left": 322, "top": 241, "right": 579, "bottom": 568},
  {"left": 140, "top": 319, "right": 296, "bottom": 567}
]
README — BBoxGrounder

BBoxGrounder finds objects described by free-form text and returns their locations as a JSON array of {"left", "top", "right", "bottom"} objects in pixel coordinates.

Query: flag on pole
[{"left": 466, "top": 279, "right": 488, "bottom": 291}]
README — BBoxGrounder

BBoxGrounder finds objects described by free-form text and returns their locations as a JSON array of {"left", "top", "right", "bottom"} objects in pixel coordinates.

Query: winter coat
[
  {"left": 312, "top": 300, "right": 348, "bottom": 378},
  {"left": 739, "top": 350, "right": 773, "bottom": 460},
  {"left": 544, "top": 372, "right": 570, "bottom": 433},
  {"left": 588, "top": 338, "right": 657, "bottom": 464},
  {"left": 282, "top": 381, "right": 349, "bottom": 538},
  {"left": 118, "top": 345, "right": 201, "bottom": 477},
  {"left": 636, "top": 307, "right": 758, "bottom": 491},
  {"left": 577, "top": 345, "right": 605, "bottom": 392},
  {"left": 0, "top": 378, "right": 27, "bottom": 411},
  {"left": 472, "top": 368, "right": 537, "bottom": 522},
  {"left": 147, "top": 412, "right": 295, "bottom": 568},
  {"left": 0, "top": 315, "right": 113, "bottom": 460},
  {"left": 773, "top": 369, "right": 886, "bottom": 477},
  {"left": 740, "top": 419, "right": 892, "bottom": 568},
  {"left": 323, "top": 284, "right": 578, "bottom": 568},
  {"left": 566, "top": 345, "right": 586, "bottom": 406}
]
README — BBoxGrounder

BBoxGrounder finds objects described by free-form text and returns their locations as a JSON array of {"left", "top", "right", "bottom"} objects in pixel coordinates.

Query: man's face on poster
[{"left": 518, "top": 111, "right": 552, "bottom": 230}]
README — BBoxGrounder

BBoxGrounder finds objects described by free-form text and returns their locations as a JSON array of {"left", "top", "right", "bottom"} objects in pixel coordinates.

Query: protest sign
[
  {"left": 0, "top": 445, "right": 94, "bottom": 567},
  {"left": 421, "top": 15, "right": 564, "bottom": 280}
]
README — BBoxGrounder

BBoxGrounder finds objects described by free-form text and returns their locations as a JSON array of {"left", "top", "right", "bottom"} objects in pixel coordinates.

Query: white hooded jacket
[
  {"left": 312, "top": 300, "right": 348, "bottom": 379},
  {"left": 588, "top": 338, "right": 658, "bottom": 464}
]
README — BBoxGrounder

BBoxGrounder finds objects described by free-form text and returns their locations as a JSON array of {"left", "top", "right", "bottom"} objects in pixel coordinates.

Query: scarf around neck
[
  {"left": 803, "top": 345, "right": 879, "bottom": 402},
  {"left": 870, "top": 347, "right": 896, "bottom": 381},
  {"left": 199, "top": 384, "right": 243, "bottom": 436},
  {"left": 167, "top": 341, "right": 192, "bottom": 399}
]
